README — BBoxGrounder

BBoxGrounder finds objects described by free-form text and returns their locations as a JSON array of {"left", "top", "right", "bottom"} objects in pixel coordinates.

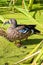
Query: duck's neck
[{"left": 10, "top": 24, "right": 17, "bottom": 29}]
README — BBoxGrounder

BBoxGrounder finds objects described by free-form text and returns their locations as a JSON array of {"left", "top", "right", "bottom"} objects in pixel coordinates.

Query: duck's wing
[
  {"left": 16, "top": 25, "right": 36, "bottom": 34},
  {"left": 15, "top": 26, "right": 30, "bottom": 34},
  {"left": 19, "top": 27, "right": 30, "bottom": 33}
]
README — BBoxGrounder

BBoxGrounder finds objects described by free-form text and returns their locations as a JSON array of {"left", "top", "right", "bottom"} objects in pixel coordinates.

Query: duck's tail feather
[{"left": 33, "top": 29, "right": 40, "bottom": 34}]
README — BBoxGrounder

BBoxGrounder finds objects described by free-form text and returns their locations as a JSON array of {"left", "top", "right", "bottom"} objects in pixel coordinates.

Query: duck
[{"left": 2, "top": 18, "right": 40, "bottom": 47}]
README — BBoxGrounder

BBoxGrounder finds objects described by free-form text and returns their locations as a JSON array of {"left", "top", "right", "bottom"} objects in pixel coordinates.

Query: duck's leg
[
  {"left": 16, "top": 40, "right": 27, "bottom": 48},
  {"left": 25, "top": 37, "right": 28, "bottom": 41},
  {"left": 15, "top": 40, "right": 17, "bottom": 44},
  {"left": 16, "top": 40, "right": 22, "bottom": 47},
  {"left": 20, "top": 40, "right": 22, "bottom": 44},
  {"left": 15, "top": 40, "right": 22, "bottom": 47}
]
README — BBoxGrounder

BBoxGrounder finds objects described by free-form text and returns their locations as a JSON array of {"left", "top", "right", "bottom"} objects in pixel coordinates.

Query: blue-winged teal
[{"left": 3, "top": 18, "right": 40, "bottom": 47}]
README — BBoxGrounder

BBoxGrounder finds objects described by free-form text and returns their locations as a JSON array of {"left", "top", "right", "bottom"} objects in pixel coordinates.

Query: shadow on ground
[{"left": 22, "top": 39, "right": 43, "bottom": 45}]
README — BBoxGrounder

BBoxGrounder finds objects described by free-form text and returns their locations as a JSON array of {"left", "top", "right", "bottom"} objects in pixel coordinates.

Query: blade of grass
[
  {"left": 32, "top": 40, "right": 43, "bottom": 65},
  {"left": 28, "top": 0, "right": 34, "bottom": 11},
  {"left": 23, "top": 0, "right": 28, "bottom": 13},
  {"left": 14, "top": 50, "right": 40, "bottom": 65},
  {"left": 14, "top": 6, "right": 43, "bottom": 31},
  {"left": 24, "top": 40, "right": 43, "bottom": 63},
  {"left": 26, "top": 40, "right": 43, "bottom": 57},
  {"left": 14, "top": 40, "right": 43, "bottom": 64},
  {"left": 14, "top": 6, "right": 28, "bottom": 17},
  {"left": 0, "top": 15, "right": 5, "bottom": 22}
]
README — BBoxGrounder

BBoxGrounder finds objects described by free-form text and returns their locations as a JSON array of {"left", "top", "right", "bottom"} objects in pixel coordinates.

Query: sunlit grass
[{"left": 0, "top": 4, "right": 43, "bottom": 65}]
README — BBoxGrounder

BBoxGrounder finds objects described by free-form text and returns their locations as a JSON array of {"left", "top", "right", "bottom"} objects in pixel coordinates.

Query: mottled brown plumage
[
  {"left": 6, "top": 26, "right": 31, "bottom": 42},
  {"left": 0, "top": 18, "right": 40, "bottom": 47}
]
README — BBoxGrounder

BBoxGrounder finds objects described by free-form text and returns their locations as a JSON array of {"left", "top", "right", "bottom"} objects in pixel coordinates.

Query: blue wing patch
[{"left": 19, "top": 28, "right": 29, "bottom": 33}]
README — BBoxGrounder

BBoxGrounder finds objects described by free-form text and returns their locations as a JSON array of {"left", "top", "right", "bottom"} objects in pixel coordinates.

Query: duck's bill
[{"left": 3, "top": 21, "right": 10, "bottom": 25}]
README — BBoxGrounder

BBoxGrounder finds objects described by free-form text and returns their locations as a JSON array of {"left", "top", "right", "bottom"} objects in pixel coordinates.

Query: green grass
[
  {"left": 2, "top": 11, "right": 43, "bottom": 33},
  {"left": 0, "top": 6, "right": 43, "bottom": 65}
]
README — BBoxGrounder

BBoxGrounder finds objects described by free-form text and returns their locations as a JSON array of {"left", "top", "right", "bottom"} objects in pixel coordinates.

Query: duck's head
[{"left": 4, "top": 18, "right": 17, "bottom": 27}]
